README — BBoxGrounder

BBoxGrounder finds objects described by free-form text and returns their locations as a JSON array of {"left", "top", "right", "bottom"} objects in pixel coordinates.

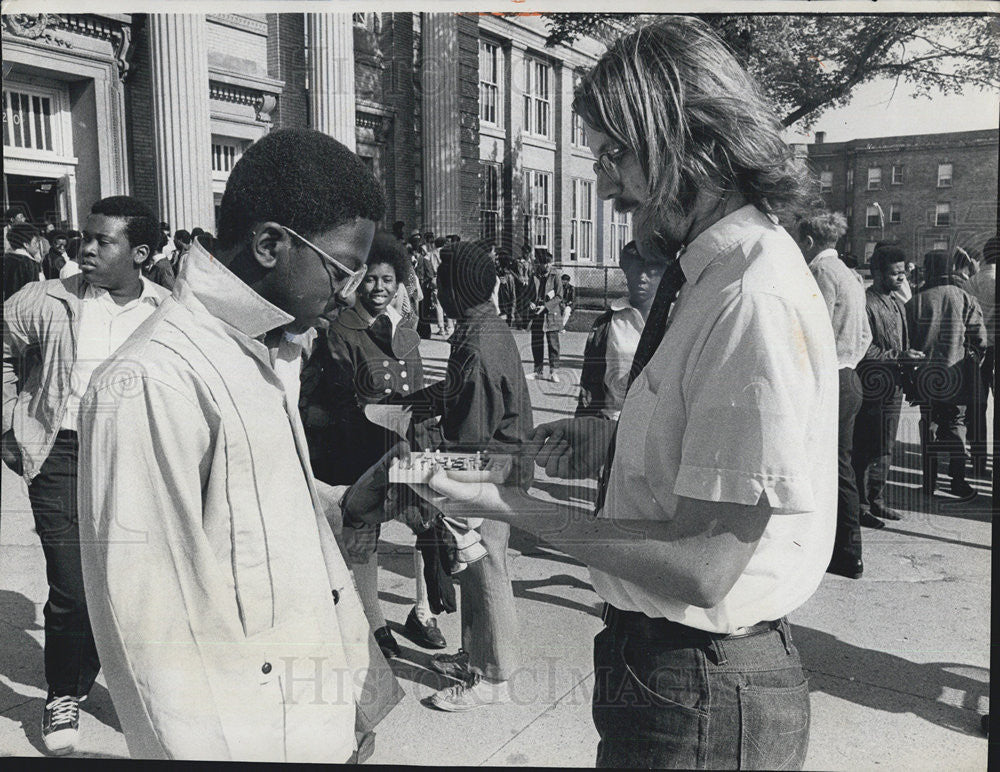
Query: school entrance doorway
[{"left": 3, "top": 173, "right": 71, "bottom": 229}]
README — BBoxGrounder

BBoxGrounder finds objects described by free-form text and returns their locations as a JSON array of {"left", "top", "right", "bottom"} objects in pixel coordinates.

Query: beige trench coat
[{"left": 78, "top": 241, "right": 402, "bottom": 761}]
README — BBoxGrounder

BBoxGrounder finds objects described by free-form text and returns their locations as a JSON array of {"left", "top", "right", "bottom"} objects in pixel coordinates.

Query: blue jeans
[
  {"left": 456, "top": 518, "right": 520, "bottom": 680},
  {"left": 592, "top": 607, "right": 810, "bottom": 769}
]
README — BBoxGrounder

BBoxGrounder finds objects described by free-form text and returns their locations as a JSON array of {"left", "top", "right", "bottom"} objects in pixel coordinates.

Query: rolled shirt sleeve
[{"left": 672, "top": 292, "right": 819, "bottom": 514}]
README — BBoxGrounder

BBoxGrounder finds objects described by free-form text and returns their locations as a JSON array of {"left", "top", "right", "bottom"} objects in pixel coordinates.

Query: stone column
[
  {"left": 147, "top": 14, "right": 214, "bottom": 231},
  {"left": 420, "top": 13, "right": 462, "bottom": 236},
  {"left": 307, "top": 14, "right": 356, "bottom": 151}
]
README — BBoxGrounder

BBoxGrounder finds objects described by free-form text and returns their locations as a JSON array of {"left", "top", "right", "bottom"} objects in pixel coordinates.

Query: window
[
  {"left": 610, "top": 209, "right": 632, "bottom": 260},
  {"left": 867, "top": 167, "right": 881, "bottom": 190},
  {"left": 891, "top": 164, "right": 904, "bottom": 185},
  {"left": 847, "top": 168, "right": 854, "bottom": 191},
  {"left": 522, "top": 169, "right": 552, "bottom": 250},
  {"left": 937, "top": 163, "right": 953, "bottom": 188},
  {"left": 889, "top": 204, "right": 901, "bottom": 224},
  {"left": 571, "top": 110, "right": 587, "bottom": 147},
  {"left": 866, "top": 204, "right": 881, "bottom": 228},
  {"left": 3, "top": 88, "right": 55, "bottom": 152},
  {"left": 819, "top": 170, "right": 833, "bottom": 193},
  {"left": 865, "top": 242, "right": 877, "bottom": 261},
  {"left": 935, "top": 202, "right": 950, "bottom": 227},
  {"left": 570, "top": 179, "right": 594, "bottom": 261},
  {"left": 479, "top": 161, "right": 502, "bottom": 243},
  {"left": 211, "top": 138, "right": 244, "bottom": 176},
  {"left": 479, "top": 41, "right": 500, "bottom": 126},
  {"left": 523, "top": 57, "right": 551, "bottom": 138}
]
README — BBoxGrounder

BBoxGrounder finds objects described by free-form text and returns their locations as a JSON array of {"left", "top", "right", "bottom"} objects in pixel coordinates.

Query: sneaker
[
  {"left": 526, "top": 370, "right": 542, "bottom": 381},
  {"left": 549, "top": 371, "right": 560, "bottom": 383},
  {"left": 374, "top": 625, "right": 401, "bottom": 659},
  {"left": 42, "top": 694, "right": 80, "bottom": 755},
  {"left": 404, "top": 607, "right": 447, "bottom": 649},
  {"left": 428, "top": 672, "right": 510, "bottom": 712},
  {"left": 429, "top": 648, "right": 472, "bottom": 679}
]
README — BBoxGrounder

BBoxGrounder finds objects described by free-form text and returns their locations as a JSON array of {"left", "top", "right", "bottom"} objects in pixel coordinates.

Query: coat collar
[
  {"left": 331, "top": 305, "right": 420, "bottom": 359},
  {"left": 679, "top": 204, "right": 779, "bottom": 285},
  {"left": 173, "top": 236, "right": 294, "bottom": 339}
]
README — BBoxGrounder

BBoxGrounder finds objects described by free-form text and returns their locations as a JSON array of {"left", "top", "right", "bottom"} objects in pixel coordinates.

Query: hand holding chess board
[{"left": 388, "top": 450, "right": 512, "bottom": 485}]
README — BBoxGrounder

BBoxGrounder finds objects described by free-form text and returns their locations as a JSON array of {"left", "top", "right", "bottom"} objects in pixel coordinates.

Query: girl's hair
[
  {"left": 573, "top": 16, "right": 806, "bottom": 230},
  {"left": 366, "top": 231, "right": 410, "bottom": 282}
]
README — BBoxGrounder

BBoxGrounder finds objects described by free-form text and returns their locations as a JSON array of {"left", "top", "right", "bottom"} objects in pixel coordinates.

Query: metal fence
[{"left": 552, "top": 264, "right": 628, "bottom": 311}]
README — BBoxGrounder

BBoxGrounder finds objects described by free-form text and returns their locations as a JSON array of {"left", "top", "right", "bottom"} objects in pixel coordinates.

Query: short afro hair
[
  {"left": 366, "top": 231, "right": 411, "bottom": 282},
  {"left": 90, "top": 195, "right": 160, "bottom": 252},
  {"left": 7, "top": 222, "right": 40, "bottom": 250},
  {"left": 870, "top": 244, "right": 907, "bottom": 275},
  {"left": 217, "top": 129, "right": 386, "bottom": 250}
]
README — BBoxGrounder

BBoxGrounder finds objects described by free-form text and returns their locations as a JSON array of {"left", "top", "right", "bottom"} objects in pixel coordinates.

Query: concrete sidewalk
[{"left": 0, "top": 330, "right": 991, "bottom": 767}]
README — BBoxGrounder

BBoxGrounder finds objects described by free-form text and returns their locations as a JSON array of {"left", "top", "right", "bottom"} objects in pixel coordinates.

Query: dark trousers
[
  {"left": 970, "top": 346, "right": 994, "bottom": 463},
  {"left": 592, "top": 607, "right": 809, "bottom": 769},
  {"left": 919, "top": 401, "right": 969, "bottom": 481},
  {"left": 529, "top": 316, "right": 560, "bottom": 371},
  {"left": 835, "top": 368, "right": 863, "bottom": 560},
  {"left": 852, "top": 388, "right": 903, "bottom": 512},
  {"left": 26, "top": 431, "right": 100, "bottom": 698}
]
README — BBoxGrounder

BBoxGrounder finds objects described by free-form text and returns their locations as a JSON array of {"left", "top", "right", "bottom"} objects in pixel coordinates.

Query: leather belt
[{"left": 601, "top": 603, "right": 782, "bottom": 641}]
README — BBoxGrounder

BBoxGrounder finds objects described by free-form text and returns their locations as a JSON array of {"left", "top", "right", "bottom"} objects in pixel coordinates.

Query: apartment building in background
[{"left": 806, "top": 128, "right": 999, "bottom": 264}]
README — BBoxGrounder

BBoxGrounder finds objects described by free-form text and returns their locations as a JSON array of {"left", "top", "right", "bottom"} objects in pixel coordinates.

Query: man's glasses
[
  {"left": 281, "top": 225, "right": 368, "bottom": 297},
  {"left": 593, "top": 145, "right": 629, "bottom": 184}
]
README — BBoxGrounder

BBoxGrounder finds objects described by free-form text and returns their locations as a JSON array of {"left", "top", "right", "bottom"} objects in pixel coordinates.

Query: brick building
[
  {"left": 806, "top": 128, "right": 999, "bottom": 264},
  {"left": 3, "top": 12, "right": 630, "bottom": 264}
]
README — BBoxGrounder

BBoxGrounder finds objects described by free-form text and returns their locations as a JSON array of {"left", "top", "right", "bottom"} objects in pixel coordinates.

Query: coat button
[
  {"left": 398, "top": 360, "right": 405, "bottom": 366},
  {"left": 400, "top": 371, "right": 407, "bottom": 378},
  {"left": 402, "top": 384, "right": 409, "bottom": 391},
  {"left": 261, "top": 662, "right": 272, "bottom": 674},
  {"left": 384, "top": 387, "right": 392, "bottom": 394},
  {"left": 384, "top": 373, "right": 391, "bottom": 380},
  {"left": 383, "top": 360, "right": 390, "bottom": 367}
]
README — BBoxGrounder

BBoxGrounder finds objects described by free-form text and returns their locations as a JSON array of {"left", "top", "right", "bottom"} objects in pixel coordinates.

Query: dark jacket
[
  {"left": 857, "top": 288, "right": 911, "bottom": 401},
  {"left": 300, "top": 307, "right": 424, "bottom": 485},
  {"left": 905, "top": 275, "right": 987, "bottom": 404},
  {"left": 405, "top": 302, "right": 533, "bottom": 458},
  {"left": 576, "top": 309, "right": 614, "bottom": 418},
  {"left": 523, "top": 271, "right": 564, "bottom": 332},
  {"left": 142, "top": 255, "right": 177, "bottom": 291},
  {"left": 3, "top": 251, "right": 40, "bottom": 302}
]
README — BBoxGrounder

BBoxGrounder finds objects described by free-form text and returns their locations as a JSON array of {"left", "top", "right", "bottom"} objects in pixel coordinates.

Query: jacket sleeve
[
  {"left": 2, "top": 287, "right": 37, "bottom": 434},
  {"left": 964, "top": 294, "right": 988, "bottom": 360},
  {"left": 576, "top": 315, "right": 610, "bottom": 418}
]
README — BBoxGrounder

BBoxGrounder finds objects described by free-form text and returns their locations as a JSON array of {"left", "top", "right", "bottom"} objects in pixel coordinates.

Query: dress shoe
[
  {"left": 404, "top": 607, "right": 447, "bottom": 649},
  {"left": 950, "top": 478, "right": 976, "bottom": 500},
  {"left": 859, "top": 510, "right": 886, "bottom": 529},
  {"left": 374, "top": 626, "right": 401, "bottom": 659},
  {"left": 827, "top": 554, "right": 863, "bottom": 579},
  {"left": 870, "top": 504, "right": 902, "bottom": 521}
]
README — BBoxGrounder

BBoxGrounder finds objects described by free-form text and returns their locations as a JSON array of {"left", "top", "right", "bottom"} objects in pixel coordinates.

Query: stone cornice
[
  {"left": 209, "top": 76, "right": 280, "bottom": 124},
  {"left": 3, "top": 14, "right": 134, "bottom": 82},
  {"left": 206, "top": 14, "right": 268, "bottom": 37}
]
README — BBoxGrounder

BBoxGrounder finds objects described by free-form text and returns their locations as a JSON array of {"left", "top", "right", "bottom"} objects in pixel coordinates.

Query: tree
[{"left": 542, "top": 13, "right": 1000, "bottom": 129}]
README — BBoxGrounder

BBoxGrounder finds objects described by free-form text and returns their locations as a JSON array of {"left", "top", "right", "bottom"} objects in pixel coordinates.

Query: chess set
[{"left": 388, "top": 450, "right": 512, "bottom": 485}]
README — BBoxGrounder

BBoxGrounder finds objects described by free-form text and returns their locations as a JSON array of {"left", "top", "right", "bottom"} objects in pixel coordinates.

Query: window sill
[
  {"left": 522, "top": 133, "right": 556, "bottom": 151},
  {"left": 481, "top": 123, "right": 506, "bottom": 140}
]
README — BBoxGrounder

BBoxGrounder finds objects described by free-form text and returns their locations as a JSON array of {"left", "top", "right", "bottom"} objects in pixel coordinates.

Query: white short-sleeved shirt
[{"left": 591, "top": 205, "right": 838, "bottom": 633}]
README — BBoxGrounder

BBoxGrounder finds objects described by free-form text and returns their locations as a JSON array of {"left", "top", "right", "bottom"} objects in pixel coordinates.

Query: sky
[{"left": 784, "top": 78, "right": 1000, "bottom": 144}]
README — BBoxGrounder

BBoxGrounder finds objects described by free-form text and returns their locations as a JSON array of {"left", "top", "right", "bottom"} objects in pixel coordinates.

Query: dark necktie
[
  {"left": 593, "top": 256, "right": 687, "bottom": 515},
  {"left": 368, "top": 314, "right": 393, "bottom": 354}
]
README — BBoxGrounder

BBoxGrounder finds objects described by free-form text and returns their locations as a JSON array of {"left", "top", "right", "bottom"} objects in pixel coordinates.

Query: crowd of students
[{"left": 1, "top": 14, "right": 995, "bottom": 766}]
